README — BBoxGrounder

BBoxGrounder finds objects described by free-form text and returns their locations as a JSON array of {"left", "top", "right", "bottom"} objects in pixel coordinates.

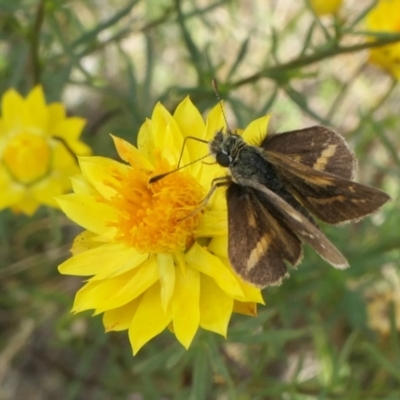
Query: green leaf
[
  {"left": 189, "top": 343, "right": 211, "bottom": 400},
  {"left": 226, "top": 37, "right": 250, "bottom": 81}
]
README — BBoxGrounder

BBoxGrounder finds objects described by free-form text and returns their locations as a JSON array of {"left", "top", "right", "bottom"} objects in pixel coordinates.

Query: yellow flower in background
[
  {"left": 0, "top": 86, "right": 91, "bottom": 215},
  {"left": 366, "top": 0, "right": 400, "bottom": 79},
  {"left": 57, "top": 98, "right": 264, "bottom": 354},
  {"left": 308, "top": 0, "right": 342, "bottom": 16},
  {"left": 366, "top": 266, "right": 400, "bottom": 336}
]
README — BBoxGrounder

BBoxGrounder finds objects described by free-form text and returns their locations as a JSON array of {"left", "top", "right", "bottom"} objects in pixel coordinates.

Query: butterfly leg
[
  {"left": 177, "top": 136, "right": 208, "bottom": 168},
  {"left": 200, "top": 176, "right": 231, "bottom": 205},
  {"left": 178, "top": 176, "right": 231, "bottom": 221}
]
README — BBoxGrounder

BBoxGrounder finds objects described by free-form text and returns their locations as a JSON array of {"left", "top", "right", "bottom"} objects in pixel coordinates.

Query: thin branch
[
  {"left": 30, "top": 0, "right": 45, "bottom": 85},
  {"left": 231, "top": 34, "right": 400, "bottom": 87}
]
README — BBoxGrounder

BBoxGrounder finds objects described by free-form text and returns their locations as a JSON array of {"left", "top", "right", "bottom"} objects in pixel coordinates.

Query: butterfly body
[{"left": 209, "top": 126, "right": 390, "bottom": 288}]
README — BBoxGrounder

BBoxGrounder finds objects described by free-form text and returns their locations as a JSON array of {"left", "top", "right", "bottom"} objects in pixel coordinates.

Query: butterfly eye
[{"left": 216, "top": 151, "right": 231, "bottom": 167}]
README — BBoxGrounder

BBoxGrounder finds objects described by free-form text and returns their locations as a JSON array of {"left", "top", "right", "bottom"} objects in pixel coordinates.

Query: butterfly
[{"left": 209, "top": 125, "right": 390, "bottom": 287}]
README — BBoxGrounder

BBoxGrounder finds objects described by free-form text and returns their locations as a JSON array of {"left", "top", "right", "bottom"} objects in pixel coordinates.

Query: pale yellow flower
[
  {"left": 0, "top": 86, "right": 91, "bottom": 215},
  {"left": 308, "top": 0, "right": 342, "bottom": 16},
  {"left": 57, "top": 98, "right": 265, "bottom": 354},
  {"left": 366, "top": 0, "right": 400, "bottom": 79},
  {"left": 366, "top": 266, "right": 400, "bottom": 336}
]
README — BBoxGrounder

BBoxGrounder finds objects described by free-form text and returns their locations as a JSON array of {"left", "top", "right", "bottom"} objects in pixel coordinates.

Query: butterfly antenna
[
  {"left": 149, "top": 152, "right": 212, "bottom": 183},
  {"left": 211, "top": 78, "right": 231, "bottom": 134}
]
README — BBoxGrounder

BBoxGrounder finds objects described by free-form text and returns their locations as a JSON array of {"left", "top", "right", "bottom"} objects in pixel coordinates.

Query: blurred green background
[{"left": 1, "top": 0, "right": 400, "bottom": 399}]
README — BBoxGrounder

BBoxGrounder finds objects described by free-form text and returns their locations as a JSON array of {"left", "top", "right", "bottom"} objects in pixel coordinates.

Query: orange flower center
[
  {"left": 107, "top": 159, "right": 205, "bottom": 254},
  {"left": 3, "top": 132, "right": 51, "bottom": 184}
]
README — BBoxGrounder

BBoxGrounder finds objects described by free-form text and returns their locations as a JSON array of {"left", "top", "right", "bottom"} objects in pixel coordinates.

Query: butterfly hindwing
[
  {"left": 240, "top": 178, "right": 350, "bottom": 269},
  {"left": 227, "top": 183, "right": 302, "bottom": 287}
]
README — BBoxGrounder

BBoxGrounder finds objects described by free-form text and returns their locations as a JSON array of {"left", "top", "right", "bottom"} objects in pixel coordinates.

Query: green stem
[
  {"left": 231, "top": 34, "right": 400, "bottom": 87},
  {"left": 30, "top": 0, "right": 45, "bottom": 85},
  {"left": 349, "top": 79, "right": 398, "bottom": 138},
  {"left": 326, "top": 62, "right": 367, "bottom": 121}
]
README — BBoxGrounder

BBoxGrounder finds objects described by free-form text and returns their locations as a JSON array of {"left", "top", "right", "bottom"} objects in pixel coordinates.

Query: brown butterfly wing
[
  {"left": 227, "top": 183, "right": 302, "bottom": 287},
  {"left": 264, "top": 150, "right": 390, "bottom": 224},
  {"left": 236, "top": 179, "right": 350, "bottom": 270},
  {"left": 262, "top": 126, "right": 356, "bottom": 179}
]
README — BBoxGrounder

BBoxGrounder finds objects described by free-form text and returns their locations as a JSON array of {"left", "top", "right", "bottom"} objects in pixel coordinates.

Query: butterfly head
[{"left": 209, "top": 130, "right": 244, "bottom": 168}]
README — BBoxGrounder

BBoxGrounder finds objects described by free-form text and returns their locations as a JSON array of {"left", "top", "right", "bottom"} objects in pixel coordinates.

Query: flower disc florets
[{"left": 107, "top": 156, "right": 204, "bottom": 254}]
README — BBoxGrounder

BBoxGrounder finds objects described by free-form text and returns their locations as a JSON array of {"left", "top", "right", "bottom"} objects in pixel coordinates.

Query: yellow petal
[
  {"left": 111, "top": 135, "right": 153, "bottom": 170},
  {"left": 241, "top": 115, "right": 271, "bottom": 146},
  {"left": 157, "top": 252, "right": 175, "bottom": 313},
  {"left": 150, "top": 103, "right": 169, "bottom": 142},
  {"left": 204, "top": 102, "right": 226, "bottom": 142},
  {"left": 137, "top": 119, "right": 155, "bottom": 163},
  {"left": 208, "top": 235, "right": 228, "bottom": 258},
  {"left": 369, "top": 45, "right": 400, "bottom": 79},
  {"left": 174, "top": 250, "right": 187, "bottom": 276},
  {"left": 199, "top": 274, "right": 233, "bottom": 337},
  {"left": 174, "top": 97, "right": 205, "bottom": 139},
  {"left": 95, "top": 256, "right": 159, "bottom": 313},
  {"left": 238, "top": 279, "right": 265, "bottom": 304},
  {"left": 72, "top": 280, "right": 109, "bottom": 312},
  {"left": 173, "top": 97, "right": 207, "bottom": 168},
  {"left": 48, "top": 103, "right": 65, "bottom": 125},
  {"left": 0, "top": 171, "right": 24, "bottom": 209},
  {"left": 53, "top": 117, "right": 86, "bottom": 141},
  {"left": 196, "top": 162, "right": 225, "bottom": 191},
  {"left": 72, "top": 270, "right": 137, "bottom": 313},
  {"left": 150, "top": 103, "right": 190, "bottom": 168},
  {"left": 219, "top": 258, "right": 264, "bottom": 303},
  {"left": 31, "top": 177, "right": 62, "bottom": 207},
  {"left": 103, "top": 296, "right": 142, "bottom": 332},
  {"left": 79, "top": 156, "right": 130, "bottom": 199},
  {"left": 1, "top": 89, "right": 24, "bottom": 133},
  {"left": 209, "top": 187, "right": 227, "bottom": 211},
  {"left": 25, "top": 86, "right": 49, "bottom": 134},
  {"left": 0, "top": 167, "right": 11, "bottom": 186},
  {"left": 161, "top": 123, "right": 190, "bottom": 167},
  {"left": 309, "top": 0, "right": 342, "bottom": 16},
  {"left": 195, "top": 210, "right": 227, "bottom": 237},
  {"left": 13, "top": 192, "right": 40, "bottom": 216},
  {"left": 233, "top": 301, "right": 258, "bottom": 316},
  {"left": 70, "top": 230, "right": 101, "bottom": 255},
  {"left": 56, "top": 193, "right": 118, "bottom": 235},
  {"left": 70, "top": 174, "right": 97, "bottom": 196},
  {"left": 367, "top": 0, "right": 400, "bottom": 30},
  {"left": 171, "top": 265, "right": 200, "bottom": 349},
  {"left": 0, "top": 189, "right": 24, "bottom": 210},
  {"left": 185, "top": 242, "right": 243, "bottom": 298},
  {"left": 51, "top": 141, "right": 80, "bottom": 177},
  {"left": 59, "top": 242, "right": 147, "bottom": 279},
  {"left": 129, "top": 282, "right": 172, "bottom": 354}
]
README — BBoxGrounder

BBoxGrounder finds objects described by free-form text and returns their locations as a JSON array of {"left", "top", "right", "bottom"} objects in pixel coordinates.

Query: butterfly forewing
[
  {"left": 263, "top": 126, "right": 356, "bottom": 179},
  {"left": 264, "top": 150, "right": 391, "bottom": 224},
  {"left": 227, "top": 183, "right": 302, "bottom": 287}
]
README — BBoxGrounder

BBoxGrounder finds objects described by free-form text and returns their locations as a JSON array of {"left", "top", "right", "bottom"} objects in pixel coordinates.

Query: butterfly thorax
[{"left": 210, "top": 131, "right": 283, "bottom": 192}]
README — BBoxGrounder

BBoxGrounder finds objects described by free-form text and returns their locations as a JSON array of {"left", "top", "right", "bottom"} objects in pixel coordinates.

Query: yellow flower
[
  {"left": 308, "top": 0, "right": 342, "bottom": 16},
  {"left": 0, "top": 86, "right": 91, "bottom": 215},
  {"left": 366, "top": 0, "right": 400, "bottom": 79},
  {"left": 366, "top": 266, "right": 400, "bottom": 336},
  {"left": 57, "top": 98, "right": 265, "bottom": 354}
]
